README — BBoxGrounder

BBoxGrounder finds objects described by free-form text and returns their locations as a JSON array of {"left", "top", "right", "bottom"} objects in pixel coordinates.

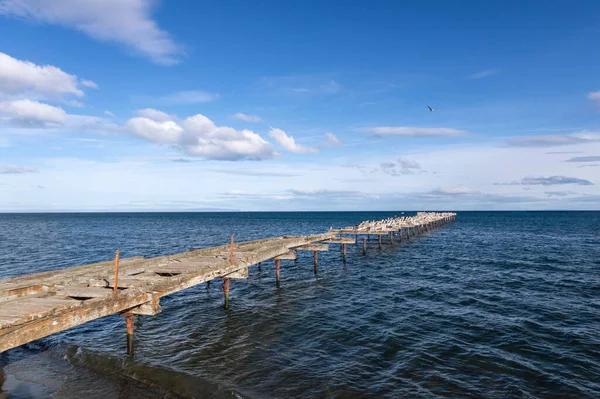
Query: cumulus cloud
[
  {"left": 469, "top": 69, "right": 500, "bottom": 79},
  {"left": 363, "top": 126, "right": 469, "bottom": 137},
  {"left": 135, "top": 108, "right": 174, "bottom": 122},
  {"left": 125, "top": 112, "right": 276, "bottom": 160},
  {"left": 565, "top": 156, "right": 600, "bottom": 163},
  {"left": 104, "top": 110, "right": 115, "bottom": 117},
  {"left": 232, "top": 113, "right": 262, "bottom": 123},
  {"left": 269, "top": 128, "right": 318, "bottom": 154},
  {"left": 0, "top": 164, "right": 38, "bottom": 174},
  {"left": 380, "top": 157, "right": 422, "bottom": 176},
  {"left": 0, "top": 51, "right": 94, "bottom": 98},
  {"left": 505, "top": 132, "right": 600, "bottom": 147},
  {"left": 495, "top": 176, "right": 594, "bottom": 186},
  {"left": 0, "top": 99, "right": 67, "bottom": 127},
  {"left": 325, "top": 132, "right": 342, "bottom": 146},
  {"left": 0, "top": 0, "right": 181, "bottom": 65}
]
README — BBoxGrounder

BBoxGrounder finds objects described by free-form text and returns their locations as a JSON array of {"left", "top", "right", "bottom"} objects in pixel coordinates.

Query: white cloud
[
  {"left": 269, "top": 128, "right": 318, "bottom": 154},
  {"left": 325, "top": 132, "right": 342, "bottom": 146},
  {"left": 0, "top": 51, "right": 93, "bottom": 98},
  {"left": 0, "top": 164, "right": 38, "bottom": 174},
  {"left": 381, "top": 157, "right": 422, "bottom": 176},
  {"left": 126, "top": 112, "right": 276, "bottom": 160},
  {"left": 0, "top": 99, "right": 67, "bottom": 126},
  {"left": 67, "top": 100, "right": 85, "bottom": 108},
  {"left": 80, "top": 79, "right": 98, "bottom": 88},
  {"left": 232, "top": 113, "right": 262, "bottom": 123},
  {"left": 104, "top": 110, "right": 115, "bottom": 117},
  {"left": 469, "top": 69, "right": 500, "bottom": 79},
  {"left": 0, "top": 0, "right": 181, "bottom": 65},
  {"left": 363, "top": 126, "right": 469, "bottom": 137},
  {"left": 135, "top": 108, "right": 174, "bottom": 122},
  {"left": 504, "top": 132, "right": 600, "bottom": 147}
]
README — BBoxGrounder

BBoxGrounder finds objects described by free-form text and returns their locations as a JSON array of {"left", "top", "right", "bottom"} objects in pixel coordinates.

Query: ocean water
[{"left": 0, "top": 211, "right": 599, "bottom": 399}]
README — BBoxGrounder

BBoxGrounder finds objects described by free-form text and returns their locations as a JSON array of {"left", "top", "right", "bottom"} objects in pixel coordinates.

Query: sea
[{"left": 0, "top": 211, "right": 598, "bottom": 398}]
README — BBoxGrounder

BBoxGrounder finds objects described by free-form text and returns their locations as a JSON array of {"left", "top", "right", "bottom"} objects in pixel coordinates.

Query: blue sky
[{"left": 0, "top": 0, "right": 599, "bottom": 211}]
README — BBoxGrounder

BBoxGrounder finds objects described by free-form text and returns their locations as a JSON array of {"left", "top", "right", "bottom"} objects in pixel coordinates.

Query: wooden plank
[
  {"left": 223, "top": 268, "right": 248, "bottom": 279},
  {"left": 56, "top": 287, "right": 113, "bottom": 299},
  {"left": 293, "top": 244, "right": 329, "bottom": 251},
  {"left": 273, "top": 252, "right": 297, "bottom": 261},
  {"left": 322, "top": 238, "right": 356, "bottom": 244},
  {"left": 0, "top": 289, "right": 151, "bottom": 352},
  {"left": 106, "top": 279, "right": 147, "bottom": 288}
]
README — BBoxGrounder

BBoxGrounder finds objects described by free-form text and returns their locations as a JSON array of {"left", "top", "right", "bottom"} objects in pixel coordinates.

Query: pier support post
[
  {"left": 258, "top": 262, "right": 262, "bottom": 271},
  {"left": 275, "top": 259, "right": 281, "bottom": 288},
  {"left": 222, "top": 278, "right": 231, "bottom": 309},
  {"left": 389, "top": 231, "right": 393, "bottom": 244},
  {"left": 362, "top": 238, "right": 366, "bottom": 255},
  {"left": 398, "top": 228, "right": 402, "bottom": 242},
  {"left": 342, "top": 243, "right": 347, "bottom": 263},
  {"left": 113, "top": 250, "right": 120, "bottom": 296},
  {"left": 313, "top": 251, "right": 318, "bottom": 274},
  {"left": 123, "top": 312, "right": 134, "bottom": 356},
  {"left": 378, "top": 234, "right": 382, "bottom": 249},
  {"left": 355, "top": 233, "right": 358, "bottom": 244}
]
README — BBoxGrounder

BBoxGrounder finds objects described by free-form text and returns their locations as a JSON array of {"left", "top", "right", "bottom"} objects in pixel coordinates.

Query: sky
[{"left": 0, "top": 0, "right": 600, "bottom": 211}]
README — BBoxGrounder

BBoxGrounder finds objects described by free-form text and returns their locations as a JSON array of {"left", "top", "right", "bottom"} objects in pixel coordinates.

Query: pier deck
[{"left": 0, "top": 212, "right": 455, "bottom": 354}]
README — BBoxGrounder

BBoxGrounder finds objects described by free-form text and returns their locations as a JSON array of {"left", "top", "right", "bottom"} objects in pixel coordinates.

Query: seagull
[{"left": 427, "top": 106, "right": 436, "bottom": 112}]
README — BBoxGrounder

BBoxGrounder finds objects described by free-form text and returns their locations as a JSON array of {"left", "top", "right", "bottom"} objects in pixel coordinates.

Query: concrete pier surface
[{"left": 0, "top": 212, "right": 455, "bottom": 354}]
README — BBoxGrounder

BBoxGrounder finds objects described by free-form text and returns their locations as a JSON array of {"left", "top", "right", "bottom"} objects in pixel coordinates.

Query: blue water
[{"left": 0, "top": 212, "right": 599, "bottom": 398}]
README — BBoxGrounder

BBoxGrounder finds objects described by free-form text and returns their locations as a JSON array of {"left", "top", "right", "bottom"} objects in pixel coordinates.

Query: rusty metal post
[
  {"left": 124, "top": 312, "right": 134, "bottom": 356},
  {"left": 229, "top": 235, "right": 234, "bottom": 264},
  {"left": 275, "top": 259, "right": 281, "bottom": 288},
  {"left": 342, "top": 243, "right": 347, "bottom": 263},
  {"left": 378, "top": 234, "right": 382, "bottom": 249},
  {"left": 362, "top": 237, "right": 366, "bottom": 255},
  {"left": 113, "top": 250, "right": 120, "bottom": 296},
  {"left": 222, "top": 278, "right": 231, "bottom": 309}
]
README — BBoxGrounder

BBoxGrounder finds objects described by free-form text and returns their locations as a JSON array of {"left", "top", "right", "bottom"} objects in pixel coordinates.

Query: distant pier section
[{"left": 0, "top": 212, "right": 456, "bottom": 354}]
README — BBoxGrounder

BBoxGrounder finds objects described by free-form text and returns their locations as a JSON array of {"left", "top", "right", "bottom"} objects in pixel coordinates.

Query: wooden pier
[{"left": 0, "top": 212, "right": 455, "bottom": 355}]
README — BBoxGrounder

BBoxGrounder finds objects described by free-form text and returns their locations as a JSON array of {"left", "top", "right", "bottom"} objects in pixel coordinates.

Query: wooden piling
[
  {"left": 222, "top": 278, "right": 231, "bottom": 309},
  {"left": 229, "top": 235, "right": 234, "bottom": 264},
  {"left": 113, "top": 250, "right": 120, "bottom": 296},
  {"left": 362, "top": 238, "right": 366, "bottom": 255},
  {"left": 123, "top": 312, "right": 134, "bottom": 356},
  {"left": 378, "top": 234, "right": 382, "bottom": 249},
  {"left": 313, "top": 251, "right": 318, "bottom": 274},
  {"left": 342, "top": 243, "right": 347, "bottom": 263},
  {"left": 275, "top": 259, "right": 281, "bottom": 288}
]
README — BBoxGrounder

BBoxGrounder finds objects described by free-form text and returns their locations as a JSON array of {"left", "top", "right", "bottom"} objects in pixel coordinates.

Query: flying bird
[{"left": 427, "top": 106, "right": 437, "bottom": 112}]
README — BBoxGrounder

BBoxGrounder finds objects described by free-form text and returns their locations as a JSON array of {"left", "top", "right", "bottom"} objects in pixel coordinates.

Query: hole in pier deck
[{"left": 155, "top": 272, "right": 181, "bottom": 277}]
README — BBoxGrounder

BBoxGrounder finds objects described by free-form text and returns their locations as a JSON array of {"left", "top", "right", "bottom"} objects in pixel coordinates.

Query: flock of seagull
[{"left": 352, "top": 212, "right": 456, "bottom": 232}]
